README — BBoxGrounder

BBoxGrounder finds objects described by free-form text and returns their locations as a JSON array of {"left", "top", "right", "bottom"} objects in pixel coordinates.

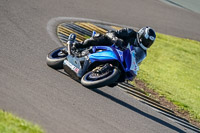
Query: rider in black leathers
[{"left": 74, "top": 26, "right": 156, "bottom": 65}]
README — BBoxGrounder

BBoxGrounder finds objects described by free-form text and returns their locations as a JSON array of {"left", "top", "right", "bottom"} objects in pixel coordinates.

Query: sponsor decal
[{"left": 64, "top": 60, "right": 79, "bottom": 73}]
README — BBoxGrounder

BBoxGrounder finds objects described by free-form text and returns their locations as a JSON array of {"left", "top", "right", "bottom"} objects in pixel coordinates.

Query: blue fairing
[
  {"left": 89, "top": 51, "right": 120, "bottom": 63},
  {"left": 89, "top": 46, "right": 120, "bottom": 63},
  {"left": 88, "top": 45, "right": 139, "bottom": 81},
  {"left": 122, "top": 49, "right": 131, "bottom": 71}
]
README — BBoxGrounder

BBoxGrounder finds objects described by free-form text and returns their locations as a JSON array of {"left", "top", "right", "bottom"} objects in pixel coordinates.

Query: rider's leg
[{"left": 74, "top": 33, "right": 113, "bottom": 49}]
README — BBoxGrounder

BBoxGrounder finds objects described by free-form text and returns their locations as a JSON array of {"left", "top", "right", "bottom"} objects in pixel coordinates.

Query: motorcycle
[{"left": 46, "top": 33, "right": 139, "bottom": 88}]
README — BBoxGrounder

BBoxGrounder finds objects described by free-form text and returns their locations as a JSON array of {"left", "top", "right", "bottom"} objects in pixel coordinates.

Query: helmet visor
[{"left": 140, "top": 37, "right": 154, "bottom": 48}]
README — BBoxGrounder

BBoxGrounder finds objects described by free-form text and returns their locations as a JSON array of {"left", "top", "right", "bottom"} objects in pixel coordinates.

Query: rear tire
[
  {"left": 46, "top": 47, "right": 67, "bottom": 69},
  {"left": 81, "top": 67, "right": 120, "bottom": 89}
]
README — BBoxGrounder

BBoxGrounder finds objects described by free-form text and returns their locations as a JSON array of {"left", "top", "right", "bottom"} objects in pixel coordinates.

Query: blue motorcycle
[{"left": 47, "top": 33, "right": 138, "bottom": 88}]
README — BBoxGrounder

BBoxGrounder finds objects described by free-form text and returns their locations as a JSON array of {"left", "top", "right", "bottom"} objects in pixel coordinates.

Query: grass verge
[
  {"left": 134, "top": 33, "right": 200, "bottom": 125},
  {"left": 0, "top": 110, "right": 44, "bottom": 133}
]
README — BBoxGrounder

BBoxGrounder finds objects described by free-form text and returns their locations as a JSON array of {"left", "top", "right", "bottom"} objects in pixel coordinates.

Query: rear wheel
[
  {"left": 46, "top": 46, "right": 67, "bottom": 69},
  {"left": 81, "top": 64, "right": 120, "bottom": 88}
]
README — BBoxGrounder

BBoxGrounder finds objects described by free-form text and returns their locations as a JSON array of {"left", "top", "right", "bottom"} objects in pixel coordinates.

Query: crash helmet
[{"left": 137, "top": 27, "right": 156, "bottom": 50}]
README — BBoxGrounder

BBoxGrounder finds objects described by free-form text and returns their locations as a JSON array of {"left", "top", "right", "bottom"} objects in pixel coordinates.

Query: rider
[{"left": 73, "top": 26, "right": 156, "bottom": 65}]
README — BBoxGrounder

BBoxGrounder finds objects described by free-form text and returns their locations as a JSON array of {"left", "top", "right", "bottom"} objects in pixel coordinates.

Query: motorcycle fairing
[
  {"left": 63, "top": 55, "right": 89, "bottom": 80},
  {"left": 63, "top": 44, "right": 139, "bottom": 81},
  {"left": 88, "top": 45, "right": 138, "bottom": 81},
  {"left": 89, "top": 51, "right": 120, "bottom": 63}
]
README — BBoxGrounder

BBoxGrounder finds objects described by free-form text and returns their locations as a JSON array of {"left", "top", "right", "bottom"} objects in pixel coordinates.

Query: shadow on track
[
  {"left": 92, "top": 88, "right": 186, "bottom": 133},
  {"left": 53, "top": 69, "right": 186, "bottom": 132}
]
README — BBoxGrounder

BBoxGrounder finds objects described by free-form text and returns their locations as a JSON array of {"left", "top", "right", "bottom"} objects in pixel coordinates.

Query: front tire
[
  {"left": 46, "top": 46, "right": 67, "bottom": 69},
  {"left": 81, "top": 67, "right": 120, "bottom": 89}
]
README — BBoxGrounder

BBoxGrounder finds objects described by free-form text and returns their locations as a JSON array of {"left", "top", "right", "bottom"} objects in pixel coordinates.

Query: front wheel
[
  {"left": 81, "top": 65, "right": 120, "bottom": 89},
  {"left": 46, "top": 46, "right": 67, "bottom": 69}
]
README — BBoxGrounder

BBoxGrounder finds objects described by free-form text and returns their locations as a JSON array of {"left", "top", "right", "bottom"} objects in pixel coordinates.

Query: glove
[{"left": 73, "top": 42, "right": 83, "bottom": 49}]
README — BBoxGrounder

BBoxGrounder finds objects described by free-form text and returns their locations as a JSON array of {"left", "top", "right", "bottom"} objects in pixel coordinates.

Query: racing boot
[{"left": 68, "top": 33, "right": 76, "bottom": 43}]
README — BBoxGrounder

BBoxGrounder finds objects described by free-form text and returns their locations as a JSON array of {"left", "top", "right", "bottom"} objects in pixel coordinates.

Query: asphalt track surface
[
  {"left": 0, "top": 0, "right": 200, "bottom": 133},
  {"left": 161, "top": 0, "right": 200, "bottom": 14}
]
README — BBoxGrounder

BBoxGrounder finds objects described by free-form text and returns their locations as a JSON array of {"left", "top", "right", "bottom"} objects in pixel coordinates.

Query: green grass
[
  {"left": 0, "top": 110, "right": 44, "bottom": 133},
  {"left": 136, "top": 33, "right": 200, "bottom": 121}
]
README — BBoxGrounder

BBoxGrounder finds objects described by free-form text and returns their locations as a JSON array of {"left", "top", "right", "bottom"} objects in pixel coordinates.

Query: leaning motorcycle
[{"left": 46, "top": 33, "right": 138, "bottom": 88}]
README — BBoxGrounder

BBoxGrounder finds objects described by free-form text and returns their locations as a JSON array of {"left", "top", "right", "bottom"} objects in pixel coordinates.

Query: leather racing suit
[{"left": 74, "top": 28, "right": 147, "bottom": 65}]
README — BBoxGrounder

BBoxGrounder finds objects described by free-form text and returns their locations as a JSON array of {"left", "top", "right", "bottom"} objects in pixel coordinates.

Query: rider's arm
[
  {"left": 106, "top": 28, "right": 137, "bottom": 46},
  {"left": 106, "top": 28, "right": 136, "bottom": 39},
  {"left": 115, "top": 28, "right": 137, "bottom": 40}
]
